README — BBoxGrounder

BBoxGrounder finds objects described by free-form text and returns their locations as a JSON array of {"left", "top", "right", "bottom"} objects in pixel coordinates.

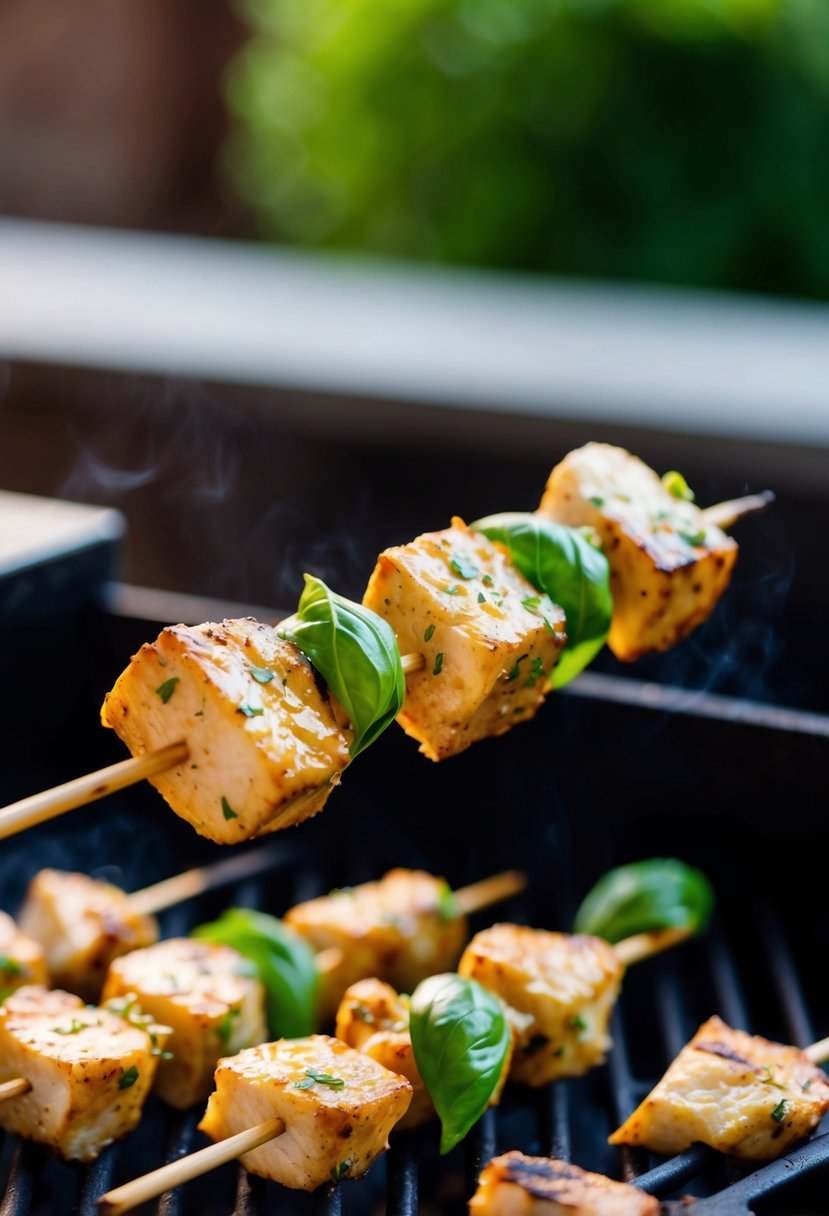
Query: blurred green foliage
[{"left": 224, "top": 0, "right": 829, "bottom": 297}]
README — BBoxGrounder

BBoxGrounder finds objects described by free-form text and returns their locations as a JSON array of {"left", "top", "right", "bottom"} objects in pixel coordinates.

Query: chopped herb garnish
[
  {"left": 248, "top": 665, "right": 275, "bottom": 684},
  {"left": 0, "top": 956, "right": 22, "bottom": 976},
  {"left": 444, "top": 585, "right": 460, "bottom": 595},
  {"left": 353, "top": 1002, "right": 375, "bottom": 1024},
  {"left": 522, "top": 596, "right": 541, "bottom": 613},
  {"left": 589, "top": 495, "right": 605, "bottom": 508},
  {"left": 771, "top": 1098, "right": 789, "bottom": 1123},
  {"left": 477, "top": 592, "right": 486, "bottom": 604},
  {"left": 433, "top": 652, "right": 444, "bottom": 676},
  {"left": 237, "top": 703, "right": 264, "bottom": 718},
  {"left": 216, "top": 1007, "right": 240, "bottom": 1045},
  {"left": 437, "top": 881, "right": 459, "bottom": 921},
  {"left": 507, "top": 654, "right": 529, "bottom": 682},
  {"left": 330, "top": 1160, "right": 352, "bottom": 1182},
  {"left": 491, "top": 593, "right": 504, "bottom": 608},
  {"left": 294, "top": 1068, "right": 345, "bottom": 1091},
  {"left": 678, "top": 528, "right": 707, "bottom": 548},
  {"left": 482, "top": 574, "right": 494, "bottom": 587},
  {"left": 221, "top": 796, "right": 238, "bottom": 821},
  {"left": 523, "top": 656, "right": 544, "bottom": 687},
  {"left": 450, "top": 555, "right": 479, "bottom": 580},
  {"left": 662, "top": 470, "right": 695, "bottom": 502},
  {"left": 759, "top": 1065, "right": 787, "bottom": 1091},
  {"left": 53, "top": 1018, "right": 85, "bottom": 1035},
  {"left": 424, "top": 624, "right": 435, "bottom": 643},
  {"left": 569, "top": 1015, "right": 588, "bottom": 1032},
  {"left": 119, "top": 1066, "right": 140, "bottom": 1091},
  {"left": 553, "top": 1045, "right": 566, "bottom": 1058},
  {"left": 803, "top": 1079, "right": 813, "bottom": 1091},
  {"left": 194, "top": 710, "right": 204, "bottom": 718},
  {"left": 155, "top": 677, "right": 180, "bottom": 704}
]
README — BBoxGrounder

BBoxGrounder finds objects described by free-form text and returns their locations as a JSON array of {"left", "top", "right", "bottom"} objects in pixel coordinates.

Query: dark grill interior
[{"left": 2, "top": 606, "right": 829, "bottom": 1215}]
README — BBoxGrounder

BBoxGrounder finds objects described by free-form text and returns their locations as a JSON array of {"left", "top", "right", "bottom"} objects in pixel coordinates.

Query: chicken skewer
[
  {"left": 470, "top": 1151, "right": 660, "bottom": 1216},
  {"left": 0, "top": 451, "right": 768, "bottom": 841},
  {"left": 97, "top": 1035, "right": 413, "bottom": 1215}
]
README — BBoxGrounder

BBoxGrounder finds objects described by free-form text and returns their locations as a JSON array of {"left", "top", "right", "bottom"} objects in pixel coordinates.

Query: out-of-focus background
[{"left": 1, "top": 0, "right": 828, "bottom": 709}]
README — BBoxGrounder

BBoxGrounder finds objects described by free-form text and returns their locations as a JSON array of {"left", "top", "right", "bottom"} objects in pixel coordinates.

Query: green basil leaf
[
  {"left": 193, "top": 909, "right": 318, "bottom": 1038},
  {"left": 281, "top": 574, "right": 405, "bottom": 759},
  {"left": 472, "top": 513, "right": 612, "bottom": 688},
  {"left": 573, "top": 858, "right": 715, "bottom": 943},
  {"left": 410, "top": 973, "right": 510, "bottom": 1155}
]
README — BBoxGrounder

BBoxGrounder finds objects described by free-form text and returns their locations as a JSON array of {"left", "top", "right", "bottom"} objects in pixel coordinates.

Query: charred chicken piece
[
  {"left": 0, "top": 985, "right": 166, "bottom": 1162},
  {"left": 0, "top": 910, "right": 47, "bottom": 996},
  {"left": 198, "top": 1033, "right": 412, "bottom": 1191},
  {"left": 610, "top": 1014, "right": 829, "bottom": 1161},
  {"left": 335, "top": 977, "right": 512, "bottom": 1132},
  {"left": 363, "top": 517, "right": 565, "bottom": 761},
  {"left": 101, "top": 618, "right": 353, "bottom": 844},
  {"left": 458, "top": 924, "right": 623, "bottom": 1086},
  {"left": 538, "top": 443, "right": 737, "bottom": 661},
  {"left": 102, "top": 938, "right": 267, "bottom": 1110},
  {"left": 470, "top": 1151, "right": 659, "bottom": 1215},
  {"left": 18, "top": 869, "right": 158, "bottom": 1001},
  {"left": 285, "top": 868, "right": 469, "bottom": 1020}
]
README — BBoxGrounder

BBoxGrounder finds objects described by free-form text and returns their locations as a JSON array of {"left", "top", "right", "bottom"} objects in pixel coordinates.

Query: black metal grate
[{"left": 2, "top": 846, "right": 829, "bottom": 1216}]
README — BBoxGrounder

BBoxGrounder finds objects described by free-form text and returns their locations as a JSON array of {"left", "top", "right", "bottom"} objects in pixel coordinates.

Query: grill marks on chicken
[
  {"left": 198, "top": 1034, "right": 412, "bottom": 1191},
  {"left": 610, "top": 1015, "right": 829, "bottom": 1161},
  {"left": 18, "top": 869, "right": 158, "bottom": 1002},
  {"left": 538, "top": 443, "right": 738, "bottom": 661},
  {"left": 458, "top": 924, "right": 624, "bottom": 1085},
  {"left": 102, "top": 938, "right": 267, "bottom": 1110},
  {"left": 363, "top": 518, "right": 566, "bottom": 761},
  {"left": 470, "top": 1151, "right": 660, "bottom": 1215},
  {"left": 285, "top": 868, "right": 469, "bottom": 1020},
  {"left": 0, "top": 985, "right": 166, "bottom": 1162},
  {"left": 101, "top": 618, "right": 353, "bottom": 845},
  {"left": 0, "top": 910, "right": 47, "bottom": 998}
]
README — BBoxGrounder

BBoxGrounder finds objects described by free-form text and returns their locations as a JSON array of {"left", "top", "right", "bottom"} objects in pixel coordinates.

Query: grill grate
[{"left": 2, "top": 850, "right": 828, "bottom": 1216}]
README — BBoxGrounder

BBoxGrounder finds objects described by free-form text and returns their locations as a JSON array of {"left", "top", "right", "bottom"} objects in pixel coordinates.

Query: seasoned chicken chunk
[
  {"left": 199, "top": 1034, "right": 412, "bottom": 1190},
  {"left": 102, "top": 938, "right": 267, "bottom": 1110},
  {"left": 0, "top": 910, "right": 47, "bottom": 997},
  {"left": 101, "top": 618, "right": 353, "bottom": 844},
  {"left": 18, "top": 869, "right": 158, "bottom": 1001},
  {"left": 610, "top": 1015, "right": 829, "bottom": 1161},
  {"left": 285, "top": 868, "right": 468, "bottom": 1020},
  {"left": 538, "top": 443, "right": 737, "bottom": 661},
  {"left": 470, "top": 1152, "right": 659, "bottom": 1215},
  {"left": 458, "top": 925, "right": 623, "bottom": 1085},
  {"left": 335, "top": 978, "right": 512, "bottom": 1132},
  {"left": 363, "top": 518, "right": 566, "bottom": 761},
  {"left": 0, "top": 985, "right": 164, "bottom": 1161}
]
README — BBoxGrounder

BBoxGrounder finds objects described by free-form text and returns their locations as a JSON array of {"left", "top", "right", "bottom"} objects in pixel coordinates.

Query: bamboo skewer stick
[
  {"left": 613, "top": 925, "right": 694, "bottom": 968},
  {"left": 804, "top": 1035, "right": 829, "bottom": 1065},
  {"left": 97, "top": 1117, "right": 286, "bottom": 1216},
  {"left": 702, "top": 490, "right": 775, "bottom": 530},
  {"left": 129, "top": 842, "right": 294, "bottom": 917},
  {"left": 453, "top": 869, "right": 526, "bottom": 916},
  {"left": 0, "top": 655, "right": 428, "bottom": 843},
  {"left": 0, "top": 1078, "right": 31, "bottom": 1104}
]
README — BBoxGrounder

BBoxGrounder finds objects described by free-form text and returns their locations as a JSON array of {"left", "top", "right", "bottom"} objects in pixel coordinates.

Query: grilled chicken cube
[
  {"left": 470, "top": 1152, "right": 659, "bottom": 1215},
  {"left": 101, "top": 618, "right": 353, "bottom": 844},
  {"left": 102, "top": 938, "right": 267, "bottom": 1110},
  {"left": 538, "top": 443, "right": 738, "bottom": 661},
  {"left": 0, "top": 910, "right": 47, "bottom": 997},
  {"left": 0, "top": 985, "right": 164, "bottom": 1161},
  {"left": 363, "top": 518, "right": 566, "bottom": 761},
  {"left": 199, "top": 1034, "right": 412, "bottom": 1190},
  {"left": 18, "top": 869, "right": 158, "bottom": 1001},
  {"left": 610, "top": 1015, "right": 829, "bottom": 1161},
  {"left": 458, "top": 925, "right": 623, "bottom": 1085},
  {"left": 335, "top": 978, "right": 512, "bottom": 1132},
  {"left": 285, "top": 868, "right": 469, "bottom": 1020}
]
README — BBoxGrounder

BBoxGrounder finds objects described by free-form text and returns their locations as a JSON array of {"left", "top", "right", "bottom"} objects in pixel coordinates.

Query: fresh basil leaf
[
  {"left": 473, "top": 512, "right": 612, "bottom": 688},
  {"left": 573, "top": 858, "right": 715, "bottom": 943},
  {"left": 281, "top": 575, "right": 405, "bottom": 759},
  {"left": 193, "top": 909, "right": 318, "bottom": 1038},
  {"left": 410, "top": 973, "right": 510, "bottom": 1155}
]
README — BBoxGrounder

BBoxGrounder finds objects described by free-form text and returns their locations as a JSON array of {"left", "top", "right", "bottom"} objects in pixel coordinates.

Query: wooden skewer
[
  {"left": 702, "top": 490, "right": 775, "bottom": 531},
  {"left": 454, "top": 869, "right": 526, "bottom": 916},
  {"left": 97, "top": 1117, "right": 286, "bottom": 1216},
  {"left": 0, "top": 1078, "right": 31, "bottom": 1104},
  {"left": 804, "top": 1035, "right": 829, "bottom": 1065},
  {"left": 129, "top": 842, "right": 296, "bottom": 918},
  {"left": 0, "top": 655, "right": 427, "bottom": 843},
  {"left": 613, "top": 925, "right": 694, "bottom": 968}
]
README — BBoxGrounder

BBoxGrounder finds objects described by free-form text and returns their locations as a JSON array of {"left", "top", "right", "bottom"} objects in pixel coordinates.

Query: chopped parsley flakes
[
  {"left": 155, "top": 677, "right": 180, "bottom": 704},
  {"left": 295, "top": 1068, "right": 345, "bottom": 1091},
  {"left": 119, "top": 1066, "right": 140, "bottom": 1090},
  {"left": 221, "top": 796, "right": 238, "bottom": 821}
]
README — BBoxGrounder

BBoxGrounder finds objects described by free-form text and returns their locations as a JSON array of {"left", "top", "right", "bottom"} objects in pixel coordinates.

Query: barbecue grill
[{"left": 2, "top": 499, "right": 829, "bottom": 1216}]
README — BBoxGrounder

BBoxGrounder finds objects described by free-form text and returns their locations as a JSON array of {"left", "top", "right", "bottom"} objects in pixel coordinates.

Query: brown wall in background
[{"left": 0, "top": 1, "right": 245, "bottom": 234}]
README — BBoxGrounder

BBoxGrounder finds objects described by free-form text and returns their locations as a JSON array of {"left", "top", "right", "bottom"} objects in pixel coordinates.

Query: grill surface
[{"left": 1, "top": 609, "right": 828, "bottom": 1215}]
